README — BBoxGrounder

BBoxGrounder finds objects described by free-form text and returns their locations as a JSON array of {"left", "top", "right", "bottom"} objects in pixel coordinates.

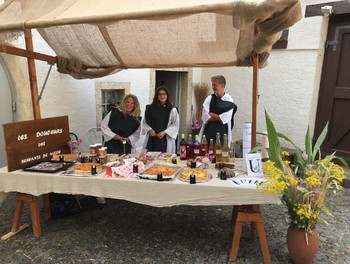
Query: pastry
[
  {"left": 141, "top": 164, "right": 178, "bottom": 176},
  {"left": 180, "top": 168, "right": 210, "bottom": 182},
  {"left": 73, "top": 162, "right": 102, "bottom": 174}
]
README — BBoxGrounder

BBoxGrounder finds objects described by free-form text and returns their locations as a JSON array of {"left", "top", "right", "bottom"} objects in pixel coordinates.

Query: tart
[
  {"left": 73, "top": 162, "right": 102, "bottom": 174},
  {"left": 179, "top": 168, "right": 210, "bottom": 182},
  {"left": 141, "top": 164, "right": 178, "bottom": 176}
]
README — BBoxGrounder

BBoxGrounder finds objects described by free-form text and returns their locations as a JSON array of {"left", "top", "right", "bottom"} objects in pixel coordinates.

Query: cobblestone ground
[{"left": 0, "top": 189, "right": 349, "bottom": 264}]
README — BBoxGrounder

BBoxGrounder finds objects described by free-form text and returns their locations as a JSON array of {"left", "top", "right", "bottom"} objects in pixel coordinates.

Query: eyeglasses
[{"left": 158, "top": 92, "right": 167, "bottom": 96}]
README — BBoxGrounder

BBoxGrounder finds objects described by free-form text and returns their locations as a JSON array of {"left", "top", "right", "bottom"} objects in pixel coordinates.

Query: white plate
[
  {"left": 157, "top": 153, "right": 177, "bottom": 160},
  {"left": 146, "top": 152, "right": 162, "bottom": 159}
]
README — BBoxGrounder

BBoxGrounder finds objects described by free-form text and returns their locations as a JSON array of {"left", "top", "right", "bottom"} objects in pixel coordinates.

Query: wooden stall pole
[
  {"left": 25, "top": 28, "right": 51, "bottom": 219},
  {"left": 25, "top": 29, "right": 41, "bottom": 119},
  {"left": 252, "top": 51, "right": 258, "bottom": 148},
  {"left": 251, "top": 23, "right": 259, "bottom": 149}
]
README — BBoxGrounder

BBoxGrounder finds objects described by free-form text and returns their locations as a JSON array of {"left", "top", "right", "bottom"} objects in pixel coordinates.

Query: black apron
[
  {"left": 105, "top": 108, "right": 140, "bottom": 155},
  {"left": 203, "top": 94, "right": 235, "bottom": 144},
  {"left": 145, "top": 104, "right": 172, "bottom": 152}
]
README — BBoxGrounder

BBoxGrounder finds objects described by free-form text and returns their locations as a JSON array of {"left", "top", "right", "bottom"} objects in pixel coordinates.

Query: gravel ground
[{"left": 0, "top": 188, "right": 349, "bottom": 264}]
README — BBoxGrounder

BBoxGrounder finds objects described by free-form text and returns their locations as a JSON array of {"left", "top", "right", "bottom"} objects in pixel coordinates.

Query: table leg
[
  {"left": 29, "top": 195, "right": 41, "bottom": 237},
  {"left": 229, "top": 205, "right": 270, "bottom": 263},
  {"left": 11, "top": 193, "right": 25, "bottom": 233},
  {"left": 42, "top": 193, "right": 51, "bottom": 220},
  {"left": 1, "top": 193, "right": 41, "bottom": 240}
]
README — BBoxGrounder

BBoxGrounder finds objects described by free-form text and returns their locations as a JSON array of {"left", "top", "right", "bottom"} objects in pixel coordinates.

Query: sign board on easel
[{"left": 2, "top": 116, "right": 71, "bottom": 172}]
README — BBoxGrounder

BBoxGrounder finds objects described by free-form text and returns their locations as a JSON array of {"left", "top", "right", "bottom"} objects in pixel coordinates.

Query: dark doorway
[
  {"left": 155, "top": 71, "right": 180, "bottom": 107},
  {"left": 315, "top": 16, "right": 350, "bottom": 161}
]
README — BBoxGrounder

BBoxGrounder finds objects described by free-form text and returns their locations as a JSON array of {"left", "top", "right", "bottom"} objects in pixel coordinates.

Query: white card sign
[{"left": 245, "top": 153, "right": 263, "bottom": 176}]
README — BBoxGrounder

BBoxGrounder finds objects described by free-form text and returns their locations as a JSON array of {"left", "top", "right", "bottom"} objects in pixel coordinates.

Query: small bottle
[
  {"left": 179, "top": 133, "right": 187, "bottom": 160},
  {"left": 133, "top": 164, "right": 139, "bottom": 173},
  {"left": 190, "top": 174, "right": 196, "bottom": 184},
  {"left": 215, "top": 132, "right": 222, "bottom": 162},
  {"left": 221, "top": 134, "right": 229, "bottom": 162},
  {"left": 193, "top": 135, "right": 201, "bottom": 158},
  {"left": 157, "top": 172, "right": 163, "bottom": 181},
  {"left": 186, "top": 134, "right": 194, "bottom": 160},
  {"left": 200, "top": 135, "right": 208, "bottom": 156}
]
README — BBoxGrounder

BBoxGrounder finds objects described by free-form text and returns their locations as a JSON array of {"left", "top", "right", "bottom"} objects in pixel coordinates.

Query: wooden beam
[
  {"left": 25, "top": 29, "right": 41, "bottom": 119},
  {"left": 0, "top": 44, "right": 57, "bottom": 64}
]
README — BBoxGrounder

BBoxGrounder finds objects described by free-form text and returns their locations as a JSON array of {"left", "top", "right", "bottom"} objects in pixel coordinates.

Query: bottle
[
  {"left": 215, "top": 132, "right": 222, "bottom": 162},
  {"left": 208, "top": 138, "right": 214, "bottom": 156},
  {"left": 179, "top": 134, "right": 187, "bottom": 160},
  {"left": 186, "top": 134, "right": 194, "bottom": 159},
  {"left": 193, "top": 135, "right": 201, "bottom": 158},
  {"left": 221, "top": 134, "right": 229, "bottom": 162},
  {"left": 229, "top": 141, "right": 235, "bottom": 163},
  {"left": 200, "top": 135, "right": 208, "bottom": 156}
]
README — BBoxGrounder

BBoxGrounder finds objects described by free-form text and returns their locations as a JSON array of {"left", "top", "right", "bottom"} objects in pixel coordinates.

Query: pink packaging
[{"left": 112, "top": 161, "right": 144, "bottom": 178}]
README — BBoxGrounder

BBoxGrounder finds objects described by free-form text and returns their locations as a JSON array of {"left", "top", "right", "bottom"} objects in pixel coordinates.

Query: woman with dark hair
[
  {"left": 101, "top": 94, "right": 141, "bottom": 154},
  {"left": 142, "top": 86, "right": 179, "bottom": 153}
]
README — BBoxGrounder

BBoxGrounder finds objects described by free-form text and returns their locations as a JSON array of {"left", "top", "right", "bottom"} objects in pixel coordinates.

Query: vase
[
  {"left": 287, "top": 225, "right": 319, "bottom": 264},
  {"left": 71, "top": 146, "right": 79, "bottom": 154}
]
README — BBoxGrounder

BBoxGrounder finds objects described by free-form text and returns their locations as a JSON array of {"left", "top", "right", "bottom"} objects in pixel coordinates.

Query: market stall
[{"left": 0, "top": 0, "right": 302, "bottom": 262}]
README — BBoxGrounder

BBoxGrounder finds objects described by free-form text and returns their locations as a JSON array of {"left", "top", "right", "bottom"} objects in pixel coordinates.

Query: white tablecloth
[{"left": 0, "top": 160, "right": 279, "bottom": 207}]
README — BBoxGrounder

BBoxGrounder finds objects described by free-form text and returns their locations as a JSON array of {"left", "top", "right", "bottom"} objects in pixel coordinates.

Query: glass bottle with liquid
[
  {"left": 208, "top": 138, "right": 214, "bottom": 156},
  {"left": 229, "top": 140, "right": 235, "bottom": 163},
  {"left": 193, "top": 135, "right": 201, "bottom": 158},
  {"left": 186, "top": 134, "right": 194, "bottom": 159},
  {"left": 200, "top": 135, "right": 208, "bottom": 156},
  {"left": 179, "top": 133, "right": 187, "bottom": 160},
  {"left": 214, "top": 132, "right": 222, "bottom": 162},
  {"left": 221, "top": 133, "right": 229, "bottom": 162}
]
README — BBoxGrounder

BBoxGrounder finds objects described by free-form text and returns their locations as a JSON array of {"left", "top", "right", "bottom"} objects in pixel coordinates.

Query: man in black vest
[{"left": 199, "top": 75, "right": 237, "bottom": 147}]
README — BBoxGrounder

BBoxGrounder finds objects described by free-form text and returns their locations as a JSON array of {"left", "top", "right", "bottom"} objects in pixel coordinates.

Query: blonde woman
[{"left": 101, "top": 94, "right": 141, "bottom": 154}]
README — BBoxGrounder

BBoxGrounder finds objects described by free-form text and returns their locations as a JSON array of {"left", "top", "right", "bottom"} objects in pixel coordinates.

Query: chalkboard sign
[{"left": 3, "top": 116, "right": 71, "bottom": 172}]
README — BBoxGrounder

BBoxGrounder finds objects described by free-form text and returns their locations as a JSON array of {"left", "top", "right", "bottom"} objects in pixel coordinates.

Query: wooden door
[{"left": 315, "top": 17, "right": 350, "bottom": 161}]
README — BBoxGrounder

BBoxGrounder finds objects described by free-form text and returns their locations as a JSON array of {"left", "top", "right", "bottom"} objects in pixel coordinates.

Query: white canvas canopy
[
  {"left": 0, "top": 0, "right": 302, "bottom": 79},
  {"left": 0, "top": 0, "right": 302, "bottom": 146}
]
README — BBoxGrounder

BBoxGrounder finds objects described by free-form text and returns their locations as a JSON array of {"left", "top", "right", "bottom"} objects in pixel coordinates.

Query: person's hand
[
  {"left": 208, "top": 112, "right": 219, "bottom": 122},
  {"left": 157, "top": 131, "right": 166, "bottom": 139},
  {"left": 113, "top": 134, "right": 122, "bottom": 141},
  {"left": 121, "top": 137, "right": 130, "bottom": 143},
  {"left": 149, "top": 130, "right": 157, "bottom": 137}
]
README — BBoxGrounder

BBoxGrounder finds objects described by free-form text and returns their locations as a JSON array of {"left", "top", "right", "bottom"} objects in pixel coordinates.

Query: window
[
  {"left": 95, "top": 82, "right": 130, "bottom": 126},
  {"left": 101, "top": 89, "right": 124, "bottom": 118}
]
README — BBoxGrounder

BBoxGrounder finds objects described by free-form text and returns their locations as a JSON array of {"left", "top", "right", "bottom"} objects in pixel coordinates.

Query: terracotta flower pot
[{"left": 287, "top": 225, "right": 319, "bottom": 264}]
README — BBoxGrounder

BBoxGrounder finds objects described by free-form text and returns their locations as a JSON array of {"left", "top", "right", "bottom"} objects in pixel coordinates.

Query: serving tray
[
  {"left": 23, "top": 161, "right": 74, "bottom": 173},
  {"left": 137, "top": 161, "right": 182, "bottom": 180}
]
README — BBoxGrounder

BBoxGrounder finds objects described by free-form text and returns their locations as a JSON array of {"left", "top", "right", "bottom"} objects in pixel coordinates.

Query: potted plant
[{"left": 256, "top": 111, "right": 348, "bottom": 264}]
